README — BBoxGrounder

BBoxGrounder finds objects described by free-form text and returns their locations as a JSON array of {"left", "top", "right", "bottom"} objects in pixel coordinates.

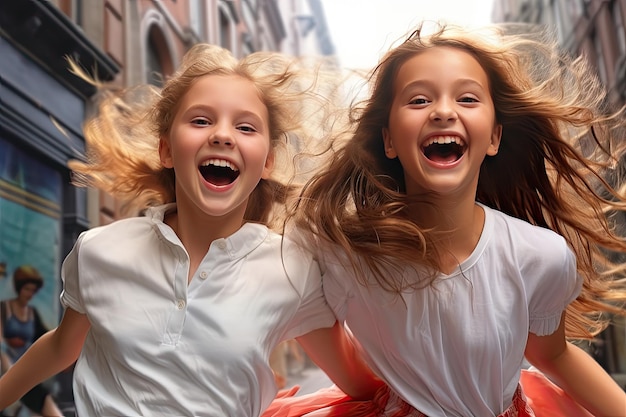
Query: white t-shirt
[
  {"left": 60, "top": 204, "right": 335, "bottom": 417},
  {"left": 322, "top": 204, "right": 582, "bottom": 417}
]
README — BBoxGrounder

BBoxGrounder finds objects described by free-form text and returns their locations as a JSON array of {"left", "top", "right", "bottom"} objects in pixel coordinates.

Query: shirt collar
[{"left": 145, "top": 203, "right": 270, "bottom": 260}]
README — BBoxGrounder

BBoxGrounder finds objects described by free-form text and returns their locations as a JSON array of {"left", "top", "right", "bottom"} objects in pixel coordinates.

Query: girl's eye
[
  {"left": 191, "top": 118, "right": 210, "bottom": 126},
  {"left": 237, "top": 124, "right": 257, "bottom": 133},
  {"left": 458, "top": 96, "right": 479, "bottom": 103},
  {"left": 408, "top": 98, "right": 429, "bottom": 105}
]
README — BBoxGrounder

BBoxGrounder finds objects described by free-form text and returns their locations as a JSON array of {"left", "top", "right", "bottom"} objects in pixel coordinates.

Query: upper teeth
[
  {"left": 201, "top": 159, "right": 239, "bottom": 171},
  {"left": 424, "top": 136, "right": 463, "bottom": 146}
]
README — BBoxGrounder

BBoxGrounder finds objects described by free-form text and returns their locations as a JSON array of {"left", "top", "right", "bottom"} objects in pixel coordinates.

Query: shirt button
[
  {"left": 199, "top": 271, "right": 208, "bottom": 280},
  {"left": 216, "top": 241, "right": 227, "bottom": 250},
  {"left": 176, "top": 299, "right": 185, "bottom": 310}
]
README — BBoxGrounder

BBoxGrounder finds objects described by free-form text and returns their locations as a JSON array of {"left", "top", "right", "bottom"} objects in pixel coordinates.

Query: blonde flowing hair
[
  {"left": 293, "top": 23, "right": 626, "bottom": 339},
  {"left": 68, "top": 43, "right": 344, "bottom": 230}
]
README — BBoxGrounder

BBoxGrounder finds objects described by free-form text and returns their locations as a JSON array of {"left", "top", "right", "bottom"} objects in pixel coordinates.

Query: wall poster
[{"left": 0, "top": 136, "right": 62, "bottom": 330}]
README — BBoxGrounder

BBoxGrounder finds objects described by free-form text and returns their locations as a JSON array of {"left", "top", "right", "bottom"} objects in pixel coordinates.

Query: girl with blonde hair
[{"left": 0, "top": 44, "right": 381, "bottom": 416}]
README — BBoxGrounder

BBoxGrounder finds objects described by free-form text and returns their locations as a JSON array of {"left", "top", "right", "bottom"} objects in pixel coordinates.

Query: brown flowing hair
[
  {"left": 292, "top": 23, "right": 626, "bottom": 339},
  {"left": 68, "top": 43, "right": 343, "bottom": 231}
]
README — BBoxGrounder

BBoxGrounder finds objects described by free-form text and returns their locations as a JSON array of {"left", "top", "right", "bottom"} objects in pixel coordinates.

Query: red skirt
[{"left": 261, "top": 369, "right": 594, "bottom": 417}]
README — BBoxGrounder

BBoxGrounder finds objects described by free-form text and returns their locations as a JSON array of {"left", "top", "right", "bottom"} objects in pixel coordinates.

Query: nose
[
  {"left": 210, "top": 123, "right": 235, "bottom": 147},
  {"left": 430, "top": 99, "right": 457, "bottom": 123}
]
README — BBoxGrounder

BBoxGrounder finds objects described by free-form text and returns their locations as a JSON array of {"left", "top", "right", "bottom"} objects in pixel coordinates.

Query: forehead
[
  {"left": 187, "top": 74, "right": 260, "bottom": 99},
  {"left": 394, "top": 46, "right": 489, "bottom": 90},
  {"left": 181, "top": 74, "right": 268, "bottom": 116}
]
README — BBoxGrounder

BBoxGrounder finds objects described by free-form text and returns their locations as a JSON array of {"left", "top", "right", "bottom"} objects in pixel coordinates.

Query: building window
[
  {"left": 241, "top": 0, "right": 257, "bottom": 41},
  {"left": 190, "top": 0, "right": 205, "bottom": 39},
  {"left": 59, "top": 0, "right": 83, "bottom": 27},
  {"left": 146, "top": 33, "right": 164, "bottom": 86},
  {"left": 219, "top": 7, "right": 232, "bottom": 51},
  {"left": 145, "top": 25, "right": 173, "bottom": 87}
]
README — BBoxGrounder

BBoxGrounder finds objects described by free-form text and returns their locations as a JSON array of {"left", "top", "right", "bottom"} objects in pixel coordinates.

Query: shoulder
[
  {"left": 484, "top": 206, "right": 573, "bottom": 282},
  {"left": 68, "top": 216, "right": 158, "bottom": 268},
  {"left": 261, "top": 229, "right": 323, "bottom": 296},
  {"left": 487, "top": 206, "right": 568, "bottom": 256},
  {"left": 233, "top": 225, "right": 318, "bottom": 278},
  {"left": 275, "top": 231, "right": 318, "bottom": 280},
  {"left": 485, "top": 206, "right": 577, "bottom": 288},
  {"left": 280, "top": 231, "right": 315, "bottom": 259},
  {"left": 251, "top": 227, "right": 314, "bottom": 262},
  {"left": 78, "top": 216, "right": 152, "bottom": 245},
  {"left": 78, "top": 204, "right": 171, "bottom": 245},
  {"left": 282, "top": 227, "right": 351, "bottom": 272}
]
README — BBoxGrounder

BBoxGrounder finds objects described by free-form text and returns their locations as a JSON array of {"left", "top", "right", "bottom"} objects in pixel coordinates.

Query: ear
[
  {"left": 487, "top": 124, "right": 502, "bottom": 156},
  {"left": 382, "top": 127, "right": 398, "bottom": 159},
  {"left": 261, "top": 150, "right": 275, "bottom": 180},
  {"left": 158, "top": 137, "right": 174, "bottom": 168}
]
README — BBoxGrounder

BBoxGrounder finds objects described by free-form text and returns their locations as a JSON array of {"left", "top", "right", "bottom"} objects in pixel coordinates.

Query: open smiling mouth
[
  {"left": 199, "top": 159, "right": 240, "bottom": 186},
  {"left": 422, "top": 136, "right": 466, "bottom": 164}
]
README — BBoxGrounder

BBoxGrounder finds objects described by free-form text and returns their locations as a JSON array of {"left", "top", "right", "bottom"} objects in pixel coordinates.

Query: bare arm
[
  {"left": 0, "top": 307, "right": 90, "bottom": 409},
  {"left": 296, "top": 321, "right": 383, "bottom": 400},
  {"left": 525, "top": 312, "right": 626, "bottom": 417}
]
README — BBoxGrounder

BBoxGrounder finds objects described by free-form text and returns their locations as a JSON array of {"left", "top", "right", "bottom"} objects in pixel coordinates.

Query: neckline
[{"left": 438, "top": 203, "right": 493, "bottom": 278}]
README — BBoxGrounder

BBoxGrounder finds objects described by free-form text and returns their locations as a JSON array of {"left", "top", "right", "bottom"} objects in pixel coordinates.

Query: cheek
[
  {"left": 393, "top": 111, "right": 425, "bottom": 135},
  {"left": 170, "top": 135, "right": 201, "bottom": 161},
  {"left": 245, "top": 139, "right": 272, "bottom": 160}
]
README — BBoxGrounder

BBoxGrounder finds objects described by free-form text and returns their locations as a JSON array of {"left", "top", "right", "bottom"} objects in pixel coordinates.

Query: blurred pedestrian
[{"left": 1, "top": 265, "right": 62, "bottom": 416}]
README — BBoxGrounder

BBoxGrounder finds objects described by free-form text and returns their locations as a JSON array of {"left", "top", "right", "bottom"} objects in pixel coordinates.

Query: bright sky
[{"left": 321, "top": 0, "right": 496, "bottom": 70}]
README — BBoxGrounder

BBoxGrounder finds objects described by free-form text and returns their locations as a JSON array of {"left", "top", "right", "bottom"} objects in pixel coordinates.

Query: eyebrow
[
  {"left": 400, "top": 78, "right": 487, "bottom": 92},
  {"left": 184, "top": 104, "right": 266, "bottom": 122}
]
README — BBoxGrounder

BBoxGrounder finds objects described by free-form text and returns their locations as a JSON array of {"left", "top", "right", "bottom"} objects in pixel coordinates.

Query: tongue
[
  {"left": 206, "top": 175, "right": 232, "bottom": 186},
  {"left": 428, "top": 149, "right": 458, "bottom": 164}
]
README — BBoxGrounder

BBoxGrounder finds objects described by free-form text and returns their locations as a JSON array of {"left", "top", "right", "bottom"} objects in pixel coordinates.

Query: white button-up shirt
[{"left": 61, "top": 204, "right": 335, "bottom": 416}]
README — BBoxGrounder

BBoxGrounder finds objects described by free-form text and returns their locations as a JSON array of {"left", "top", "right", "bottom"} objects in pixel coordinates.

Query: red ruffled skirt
[{"left": 262, "top": 369, "right": 594, "bottom": 417}]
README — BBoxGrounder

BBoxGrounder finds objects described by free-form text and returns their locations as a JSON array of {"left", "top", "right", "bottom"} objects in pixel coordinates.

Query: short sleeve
[
  {"left": 319, "top": 247, "right": 351, "bottom": 322},
  {"left": 59, "top": 232, "right": 86, "bottom": 314},
  {"left": 528, "top": 241, "right": 582, "bottom": 336},
  {"left": 281, "top": 241, "right": 336, "bottom": 340}
]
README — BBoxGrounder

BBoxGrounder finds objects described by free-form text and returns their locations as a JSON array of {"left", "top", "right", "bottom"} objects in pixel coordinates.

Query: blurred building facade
[
  {"left": 0, "top": 1, "right": 335, "bottom": 414},
  {"left": 492, "top": 0, "right": 626, "bottom": 104},
  {"left": 492, "top": 0, "right": 626, "bottom": 388}
]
